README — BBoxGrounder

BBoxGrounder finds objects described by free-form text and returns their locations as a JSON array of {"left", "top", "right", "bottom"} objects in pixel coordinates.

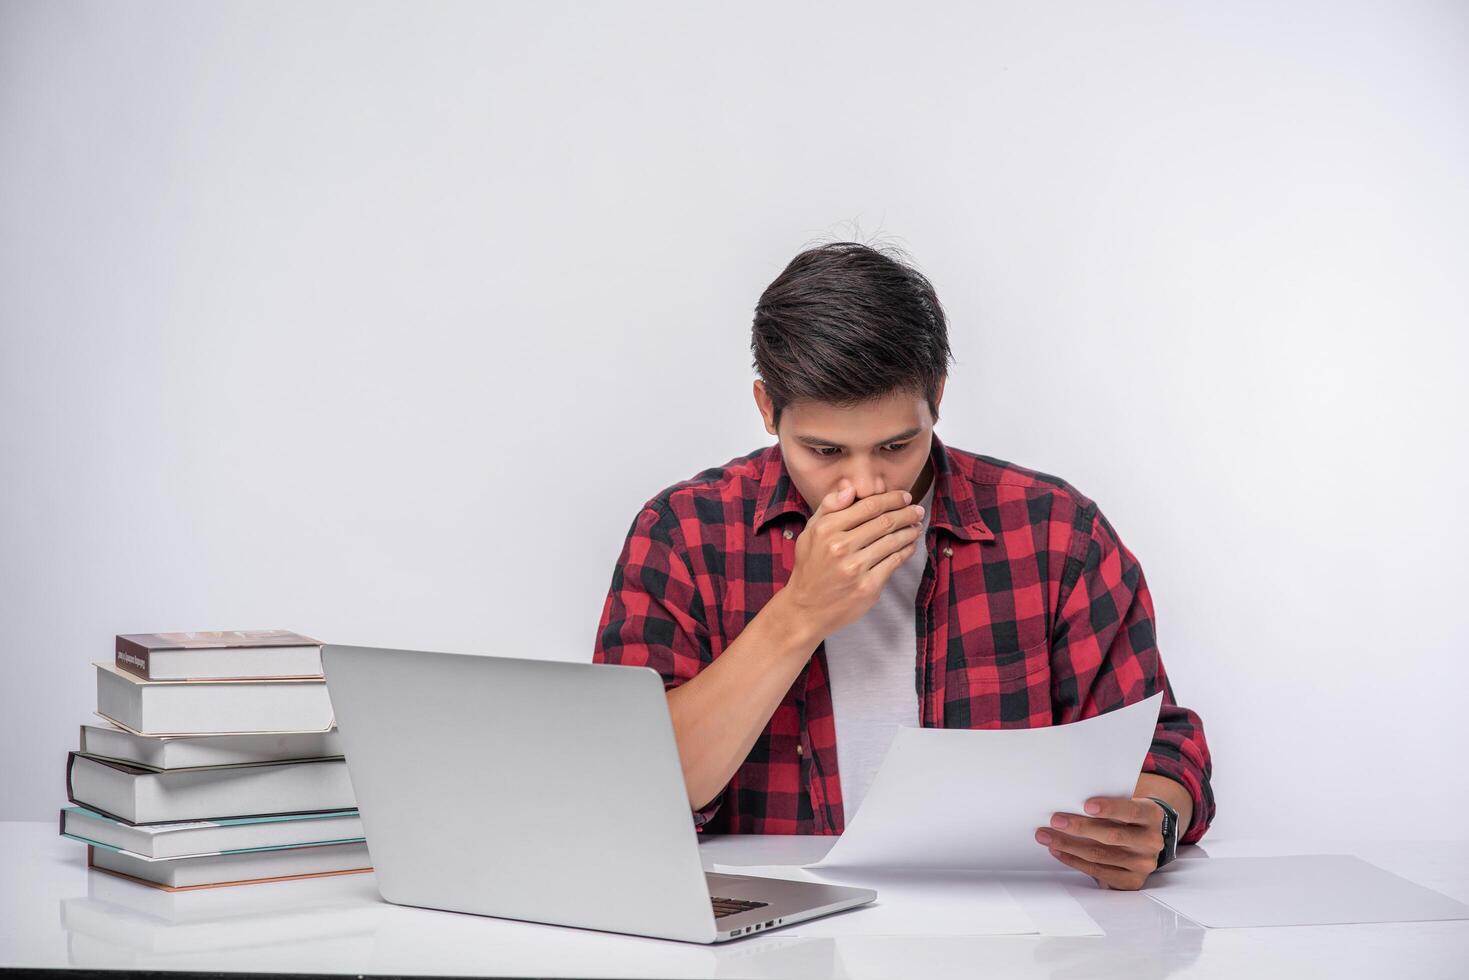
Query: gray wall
[{"left": 3, "top": 0, "right": 1466, "bottom": 837}]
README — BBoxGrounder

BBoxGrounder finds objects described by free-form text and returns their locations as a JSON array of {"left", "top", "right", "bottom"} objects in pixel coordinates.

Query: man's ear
[
  {"left": 753, "top": 380, "right": 777, "bottom": 436},
  {"left": 933, "top": 375, "right": 947, "bottom": 420}
]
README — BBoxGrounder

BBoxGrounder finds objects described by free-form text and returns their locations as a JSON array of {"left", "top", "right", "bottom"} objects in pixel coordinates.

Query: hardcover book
[
  {"left": 115, "top": 630, "right": 323, "bottom": 681},
  {"left": 61, "top": 806, "right": 364, "bottom": 859},
  {"left": 78, "top": 722, "right": 343, "bottom": 770},
  {"left": 94, "top": 662, "right": 334, "bottom": 736},
  {"left": 66, "top": 753, "right": 357, "bottom": 825},
  {"left": 86, "top": 841, "right": 372, "bottom": 891}
]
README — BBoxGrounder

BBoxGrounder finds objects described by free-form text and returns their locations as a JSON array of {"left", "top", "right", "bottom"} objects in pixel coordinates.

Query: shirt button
[
  {"left": 796, "top": 744, "right": 804, "bottom": 756},
  {"left": 943, "top": 546, "right": 953, "bottom": 557},
  {"left": 783, "top": 529, "right": 794, "bottom": 540}
]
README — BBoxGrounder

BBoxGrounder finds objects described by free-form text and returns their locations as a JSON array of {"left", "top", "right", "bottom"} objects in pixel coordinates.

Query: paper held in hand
[{"left": 809, "top": 692, "right": 1164, "bottom": 872}]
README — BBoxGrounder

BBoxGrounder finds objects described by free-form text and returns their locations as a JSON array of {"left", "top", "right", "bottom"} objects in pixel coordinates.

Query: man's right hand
[
  {"left": 666, "top": 476, "right": 925, "bottom": 812},
  {"left": 779, "top": 478, "right": 926, "bottom": 639}
]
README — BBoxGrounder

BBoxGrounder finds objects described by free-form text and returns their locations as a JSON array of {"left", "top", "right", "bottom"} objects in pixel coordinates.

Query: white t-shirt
[{"left": 823, "top": 479, "right": 935, "bottom": 822}]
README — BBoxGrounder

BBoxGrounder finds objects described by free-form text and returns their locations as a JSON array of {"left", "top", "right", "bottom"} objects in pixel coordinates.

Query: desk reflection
[{"left": 58, "top": 863, "right": 1204, "bottom": 980}]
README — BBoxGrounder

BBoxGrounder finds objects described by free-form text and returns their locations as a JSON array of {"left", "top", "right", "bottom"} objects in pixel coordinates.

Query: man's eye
[{"left": 810, "top": 443, "right": 908, "bottom": 458}]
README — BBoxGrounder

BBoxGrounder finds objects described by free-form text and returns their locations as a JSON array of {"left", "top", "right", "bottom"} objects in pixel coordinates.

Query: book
[
  {"left": 61, "top": 806, "right": 364, "bottom": 859},
  {"left": 86, "top": 841, "right": 372, "bottom": 891},
  {"left": 115, "top": 630, "right": 323, "bottom": 681},
  {"left": 79, "top": 722, "right": 343, "bottom": 770},
  {"left": 67, "top": 753, "right": 357, "bottom": 825},
  {"left": 94, "top": 662, "right": 334, "bottom": 735}
]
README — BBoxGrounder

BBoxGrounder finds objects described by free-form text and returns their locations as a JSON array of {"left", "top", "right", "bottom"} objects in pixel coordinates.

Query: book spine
[
  {"left": 65, "top": 752, "right": 80, "bottom": 809},
  {"left": 115, "top": 637, "right": 153, "bottom": 680},
  {"left": 66, "top": 754, "right": 144, "bottom": 826}
]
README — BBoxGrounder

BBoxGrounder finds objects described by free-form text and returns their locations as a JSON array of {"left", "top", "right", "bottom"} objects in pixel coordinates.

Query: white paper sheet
[
  {"left": 1144, "top": 855, "right": 1469, "bottom": 928},
  {"left": 992, "top": 873, "right": 1106, "bottom": 936},
  {"left": 810, "top": 692, "right": 1163, "bottom": 871},
  {"left": 712, "top": 863, "right": 1037, "bottom": 936}
]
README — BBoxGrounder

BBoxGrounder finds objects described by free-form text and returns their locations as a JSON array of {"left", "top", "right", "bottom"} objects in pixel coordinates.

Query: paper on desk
[
  {"left": 992, "top": 873, "right": 1105, "bottom": 936},
  {"left": 811, "top": 692, "right": 1163, "bottom": 872},
  {"left": 712, "top": 863, "right": 1037, "bottom": 936},
  {"left": 1144, "top": 855, "right": 1469, "bottom": 928}
]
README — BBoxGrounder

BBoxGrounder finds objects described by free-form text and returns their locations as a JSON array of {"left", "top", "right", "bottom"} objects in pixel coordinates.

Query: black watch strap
[{"left": 1147, "top": 796, "right": 1180, "bottom": 868}]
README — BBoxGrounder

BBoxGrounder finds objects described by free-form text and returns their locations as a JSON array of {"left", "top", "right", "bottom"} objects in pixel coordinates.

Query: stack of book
[{"left": 61, "top": 630, "right": 371, "bottom": 891}]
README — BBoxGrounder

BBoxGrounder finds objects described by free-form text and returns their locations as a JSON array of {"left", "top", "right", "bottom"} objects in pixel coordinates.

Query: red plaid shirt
[{"left": 594, "top": 433, "right": 1215, "bottom": 844}]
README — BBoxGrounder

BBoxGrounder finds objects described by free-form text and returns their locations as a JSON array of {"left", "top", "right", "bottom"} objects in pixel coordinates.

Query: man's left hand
[{"left": 1035, "top": 797, "right": 1166, "bottom": 890}]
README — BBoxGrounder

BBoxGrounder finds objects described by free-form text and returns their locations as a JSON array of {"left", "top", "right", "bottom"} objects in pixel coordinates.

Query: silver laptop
[{"left": 321, "top": 644, "right": 875, "bottom": 943}]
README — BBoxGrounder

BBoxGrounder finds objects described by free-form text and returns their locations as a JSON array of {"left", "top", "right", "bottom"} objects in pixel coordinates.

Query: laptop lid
[{"left": 321, "top": 644, "right": 720, "bottom": 943}]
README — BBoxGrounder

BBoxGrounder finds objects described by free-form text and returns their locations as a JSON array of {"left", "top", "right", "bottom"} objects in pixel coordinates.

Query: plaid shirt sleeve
[
  {"left": 1050, "top": 504, "right": 1216, "bottom": 844},
  {"left": 593, "top": 500, "right": 725, "bottom": 830}
]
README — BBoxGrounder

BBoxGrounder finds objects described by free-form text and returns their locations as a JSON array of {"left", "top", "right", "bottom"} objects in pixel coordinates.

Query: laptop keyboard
[{"left": 711, "top": 896, "right": 770, "bottom": 919}]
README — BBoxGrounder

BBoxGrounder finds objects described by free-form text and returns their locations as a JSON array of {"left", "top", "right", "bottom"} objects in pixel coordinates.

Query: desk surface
[{"left": 1, "top": 822, "right": 1465, "bottom": 978}]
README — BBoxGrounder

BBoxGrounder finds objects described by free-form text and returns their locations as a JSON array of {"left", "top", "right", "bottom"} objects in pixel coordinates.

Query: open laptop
[{"left": 321, "top": 644, "right": 875, "bottom": 943}]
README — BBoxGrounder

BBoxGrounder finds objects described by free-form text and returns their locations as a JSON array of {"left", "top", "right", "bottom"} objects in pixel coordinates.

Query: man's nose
[{"left": 847, "top": 472, "right": 889, "bottom": 500}]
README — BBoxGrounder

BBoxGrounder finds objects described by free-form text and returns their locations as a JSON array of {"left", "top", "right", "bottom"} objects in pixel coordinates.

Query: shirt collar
[{"left": 752, "top": 430, "right": 995, "bottom": 542}]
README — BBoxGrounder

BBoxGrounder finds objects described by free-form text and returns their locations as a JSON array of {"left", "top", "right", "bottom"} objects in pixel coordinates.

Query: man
[{"left": 594, "top": 242, "right": 1214, "bottom": 890}]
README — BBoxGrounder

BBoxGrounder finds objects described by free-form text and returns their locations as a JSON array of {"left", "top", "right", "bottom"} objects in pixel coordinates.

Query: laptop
[{"left": 321, "top": 644, "right": 875, "bottom": 943}]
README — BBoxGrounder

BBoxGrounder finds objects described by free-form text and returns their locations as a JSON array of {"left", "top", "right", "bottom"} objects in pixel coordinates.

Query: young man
[{"left": 594, "top": 242, "right": 1214, "bottom": 890}]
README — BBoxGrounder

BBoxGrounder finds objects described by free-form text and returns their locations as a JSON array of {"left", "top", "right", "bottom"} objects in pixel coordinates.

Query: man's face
[{"left": 754, "top": 379, "right": 944, "bottom": 508}]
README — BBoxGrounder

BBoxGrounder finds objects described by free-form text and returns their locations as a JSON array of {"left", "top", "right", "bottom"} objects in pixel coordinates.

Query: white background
[{"left": 2, "top": 0, "right": 1465, "bottom": 835}]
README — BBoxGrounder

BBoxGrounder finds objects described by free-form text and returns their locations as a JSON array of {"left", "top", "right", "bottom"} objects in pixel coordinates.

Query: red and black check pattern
[{"left": 594, "top": 432, "right": 1215, "bottom": 843}]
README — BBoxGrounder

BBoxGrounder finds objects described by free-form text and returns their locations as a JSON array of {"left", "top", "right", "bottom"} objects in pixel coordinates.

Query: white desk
[{"left": 1, "top": 822, "right": 1465, "bottom": 978}]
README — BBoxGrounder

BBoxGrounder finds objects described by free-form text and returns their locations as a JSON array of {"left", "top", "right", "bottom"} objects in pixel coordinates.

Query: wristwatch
[{"left": 1147, "top": 796, "right": 1180, "bottom": 868}]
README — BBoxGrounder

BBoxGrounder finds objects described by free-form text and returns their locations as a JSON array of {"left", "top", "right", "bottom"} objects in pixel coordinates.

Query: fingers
[
  {"left": 845, "top": 500, "right": 926, "bottom": 553},
  {"left": 1034, "top": 797, "right": 1164, "bottom": 890},
  {"left": 820, "top": 489, "right": 915, "bottom": 533},
  {"left": 1083, "top": 797, "right": 1162, "bottom": 828},
  {"left": 856, "top": 523, "right": 924, "bottom": 572},
  {"left": 1035, "top": 826, "right": 1157, "bottom": 878},
  {"left": 863, "top": 538, "right": 920, "bottom": 586},
  {"left": 1044, "top": 846, "right": 1152, "bottom": 891},
  {"left": 807, "top": 482, "right": 857, "bottom": 524},
  {"left": 1046, "top": 812, "right": 1164, "bottom": 854}
]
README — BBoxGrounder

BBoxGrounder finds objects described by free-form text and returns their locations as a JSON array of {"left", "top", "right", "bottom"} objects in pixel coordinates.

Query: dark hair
[{"left": 751, "top": 241, "right": 952, "bottom": 428}]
